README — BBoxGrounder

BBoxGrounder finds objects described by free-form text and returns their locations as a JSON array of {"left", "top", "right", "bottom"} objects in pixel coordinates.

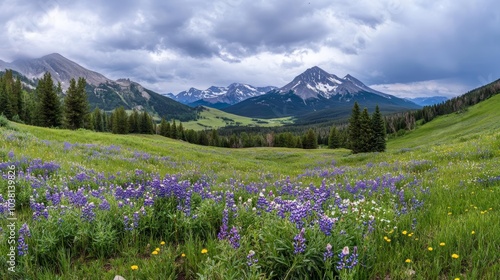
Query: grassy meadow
[
  {"left": 1, "top": 95, "right": 500, "bottom": 279},
  {"left": 180, "top": 106, "right": 293, "bottom": 131}
]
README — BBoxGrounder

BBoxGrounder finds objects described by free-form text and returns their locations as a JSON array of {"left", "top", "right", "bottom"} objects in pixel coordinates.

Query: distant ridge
[{"left": 167, "top": 83, "right": 277, "bottom": 107}]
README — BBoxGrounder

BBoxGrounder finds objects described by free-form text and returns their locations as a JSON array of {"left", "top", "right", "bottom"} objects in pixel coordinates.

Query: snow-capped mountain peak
[
  {"left": 168, "top": 83, "right": 277, "bottom": 105},
  {"left": 280, "top": 66, "right": 391, "bottom": 100}
]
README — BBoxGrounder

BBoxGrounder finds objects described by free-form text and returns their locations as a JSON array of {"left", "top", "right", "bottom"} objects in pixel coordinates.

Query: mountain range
[
  {"left": 406, "top": 96, "right": 449, "bottom": 106},
  {"left": 222, "top": 66, "right": 421, "bottom": 121},
  {"left": 0, "top": 53, "right": 197, "bottom": 121},
  {"left": 166, "top": 84, "right": 277, "bottom": 109}
]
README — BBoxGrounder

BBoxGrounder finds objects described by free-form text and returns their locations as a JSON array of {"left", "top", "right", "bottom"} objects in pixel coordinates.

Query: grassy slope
[
  {"left": 1, "top": 94, "right": 500, "bottom": 279},
  {"left": 180, "top": 106, "right": 293, "bottom": 131},
  {"left": 389, "top": 94, "right": 500, "bottom": 149}
]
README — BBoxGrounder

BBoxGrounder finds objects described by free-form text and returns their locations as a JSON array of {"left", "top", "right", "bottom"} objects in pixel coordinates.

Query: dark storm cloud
[
  {"left": 356, "top": 0, "right": 500, "bottom": 89},
  {"left": 0, "top": 0, "right": 499, "bottom": 96}
]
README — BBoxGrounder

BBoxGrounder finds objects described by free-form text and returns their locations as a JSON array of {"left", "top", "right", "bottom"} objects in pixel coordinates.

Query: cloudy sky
[{"left": 1, "top": 0, "right": 498, "bottom": 97}]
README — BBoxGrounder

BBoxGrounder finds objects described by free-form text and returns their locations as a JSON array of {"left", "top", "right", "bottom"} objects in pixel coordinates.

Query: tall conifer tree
[
  {"left": 348, "top": 102, "right": 361, "bottom": 153},
  {"left": 359, "top": 108, "right": 373, "bottom": 153},
  {"left": 328, "top": 126, "right": 340, "bottom": 149},
  {"left": 37, "top": 72, "right": 61, "bottom": 127},
  {"left": 371, "top": 105, "right": 386, "bottom": 152}
]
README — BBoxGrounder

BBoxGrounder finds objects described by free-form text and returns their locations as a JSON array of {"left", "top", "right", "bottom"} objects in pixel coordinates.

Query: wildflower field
[{"left": 1, "top": 96, "right": 500, "bottom": 279}]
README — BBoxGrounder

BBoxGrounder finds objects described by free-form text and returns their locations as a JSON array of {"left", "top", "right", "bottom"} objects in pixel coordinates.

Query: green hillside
[
  {"left": 390, "top": 94, "right": 500, "bottom": 148},
  {"left": 181, "top": 106, "right": 293, "bottom": 131},
  {"left": 0, "top": 94, "right": 499, "bottom": 279}
]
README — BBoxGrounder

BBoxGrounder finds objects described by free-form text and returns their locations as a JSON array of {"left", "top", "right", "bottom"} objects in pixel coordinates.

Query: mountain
[
  {"left": 223, "top": 66, "right": 420, "bottom": 121},
  {"left": 406, "top": 96, "right": 449, "bottom": 106},
  {"left": 168, "top": 83, "right": 277, "bottom": 108},
  {"left": 0, "top": 53, "right": 197, "bottom": 121},
  {"left": 2, "top": 53, "right": 108, "bottom": 88}
]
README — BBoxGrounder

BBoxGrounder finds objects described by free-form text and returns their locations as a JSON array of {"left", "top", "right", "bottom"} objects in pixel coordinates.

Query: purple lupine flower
[
  {"left": 123, "top": 215, "right": 133, "bottom": 231},
  {"left": 218, "top": 208, "right": 229, "bottom": 240},
  {"left": 81, "top": 202, "right": 96, "bottom": 222},
  {"left": 290, "top": 202, "right": 309, "bottom": 229},
  {"left": 319, "top": 215, "right": 336, "bottom": 236},
  {"left": 75, "top": 172, "right": 89, "bottom": 182},
  {"left": 336, "top": 246, "right": 358, "bottom": 271},
  {"left": 228, "top": 226, "right": 240, "bottom": 249},
  {"left": 99, "top": 198, "right": 110, "bottom": 211},
  {"left": 63, "top": 142, "right": 72, "bottom": 151},
  {"left": 8, "top": 151, "right": 15, "bottom": 159},
  {"left": 247, "top": 250, "right": 258, "bottom": 266},
  {"left": 144, "top": 196, "right": 154, "bottom": 207},
  {"left": 323, "top": 243, "right": 333, "bottom": 261},
  {"left": 293, "top": 228, "right": 306, "bottom": 254},
  {"left": 17, "top": 223, "right": 31, "bottom": 256},
  {"left": 133, "top": 211, "right": 140, "bottom": 228},
  {"left": 183, "top": 190, "right": 192, "bottom": 216},
  {"left": 363, "top": 216, "right": 375, "bottom": 237}
]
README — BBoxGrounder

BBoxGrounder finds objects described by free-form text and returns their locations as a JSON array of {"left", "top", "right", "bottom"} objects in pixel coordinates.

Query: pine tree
[
  {"left": 165, "top": 122, "right": 171, "bottom": 138},
  {"left": 0, "top": 76, "right": 13, "bottom": 119},
  {"left": 198, "top": 130, "right": 209, "bottom": 146},
  {"left": 112, "top": 107, "right": 128, "bottom": 134},
  {"left": 210, "top": 129, "right": 220, "bottom": 146},
  {"left": 348, "top": 102, "right": 362, "bottom": 153},
  {"left": 37, "top": 72, "right": 62, "bottom": 127},
  {"left": 359, "top": 108, "right": 373, "bottom": 153},
  {"left": 303, "top": 128, "right": 318, "bottom": 149},
  {"left": 92, "top": 108, "right": 104, "bottom": 132},
  {"left": 140, "top": 111, "right": 153, "bottom": 134},
  {"left": 63, "top": 78, "right": 89, "bottom": 129},
  {"left": 12, "top": 77, "right": 23, "bottom": 120},
  {"left": 371, "top": 105, "right": 386, "bottom": 152},
  {"left": 328, "top": 126, "right": 340, "bottom": 149},
  {"left": 171, "top": 120, "right": 178, "bottom": 139},
  {"left": 159, "top": 117, "right": 169, "bottom": 137},
  {"left": 177, "top": 122, "right": 185, "bottom": 140},
  {"left": 128, "top": 110, "right": 140, "bottom": 133}
]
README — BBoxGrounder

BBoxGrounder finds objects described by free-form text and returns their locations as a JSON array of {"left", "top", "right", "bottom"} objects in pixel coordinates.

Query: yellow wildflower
[
  {"left": 440, "top": 242, "right": 445, "bottom": 246},
  {"left": 405, "top": 259, "right": 411, "bottom": 263},
  {"left": 155, "top": 248, "right": 160, "bottom": 252},
  {"left": 181, "top": 253, "right": 186, "bottom": 257},
  {"left": 201, "top": 248, "right": 208, "bottom": 254},
  {"left": 428, "top": 247, "right": 433, "bottom": 251},
  {"left": 471, "top": 231, "right": 475, "bottom": 235},
  {"left": 452, "top": 253, "right": 459, "bottom": 259},
  {"left": 131, "top": 265, "right": 139, "bottom": 270},
  {"left": 402, "top": 230, "right": 407, "bottom": 235},
  {"left": 160, "top": 241, "right": 166, "bottom": 245},
  {"left": 152, "top": 250, "right": 158, "bottom": 255}
]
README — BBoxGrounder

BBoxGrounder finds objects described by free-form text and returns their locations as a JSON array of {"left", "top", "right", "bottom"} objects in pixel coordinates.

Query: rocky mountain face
[
  {"left": 1, "top": 53, "right": 108, "bottom": 89},
  {"left": 279, "top": 66, "right": 393, "bottom": 100},
  {"left": 0, "top": 53, "right": 197, "bottom": 121}
]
